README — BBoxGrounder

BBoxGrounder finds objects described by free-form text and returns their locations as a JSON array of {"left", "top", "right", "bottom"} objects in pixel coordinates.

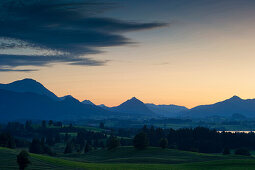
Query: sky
[{"left": 1, "top": 0, "right": 255, "bottom": 108}]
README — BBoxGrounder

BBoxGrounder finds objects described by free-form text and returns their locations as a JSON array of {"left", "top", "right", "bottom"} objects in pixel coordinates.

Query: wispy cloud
[
  {"left": 154, "top": 62, "right": 170, "bottom": 66},
  {"left": 0, "top": 68, "right": 38, "bottom": 72},
  {"left": 0, "top": 0, "right": 167, "bottom": 71}
]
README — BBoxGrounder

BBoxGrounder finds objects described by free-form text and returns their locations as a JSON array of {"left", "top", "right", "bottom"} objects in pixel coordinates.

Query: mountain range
[
  {"left": 0, "top": 79, "right": 158, "bottom": 121},
  {"left": 1, "top": 78, "right": 255, "bottom": 121},
  {"left": 145, "top": 103, "right": 188, "bottom": 117},
  {"left": 182, "top": 95, "right": 255, "bottom": 119}
]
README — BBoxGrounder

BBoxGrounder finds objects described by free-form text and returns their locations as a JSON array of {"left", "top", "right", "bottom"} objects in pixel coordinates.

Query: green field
[
  {"left": 1, "top": 147, "right": 255, "bottom": 170},
  {"left": 60, "top": 146, "right": 247, "bottom": 164}
]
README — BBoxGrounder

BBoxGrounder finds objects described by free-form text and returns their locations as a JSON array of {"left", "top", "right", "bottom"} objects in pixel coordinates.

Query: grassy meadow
[{"left": 1, "top": 147, "right": 255, "bottom": 170}]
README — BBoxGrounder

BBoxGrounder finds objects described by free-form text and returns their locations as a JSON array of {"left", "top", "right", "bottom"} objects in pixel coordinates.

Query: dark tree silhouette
[
  {"left": 133, "top": 132, "right": 149, "bottom": 150},
  {"left": 235, "top": 148, "right": 251, "bottom": 156},
  {"left": 64, "top": 142, "right": 73, "bottom": 154},
  {"left": 223, "top": 147, "right": 230, "bottom": 155},
  {"left": 64, "top": 133, "right": 70, "bottom": 143},
  {"left": 106, "top": 135, "right": 120, "bottom": 150},
  {"left": 17, "top": 150, "right": 30, "bottom": 170},
  {"left": 29, "top": 139, "right": 44, "bottom": 154},
  {"left": 41, "top": 120, "right": 46, "bottom": 128},
  {"left": 25, "top": 121, "right": 32, "bottom": 130},
  {"left": 48, "top": 120, "right": 53, "bottom": 126},
  {"left": 99, "top": 122, "right": 104, "bottom": 129},
  {"left": 84, "top": 143, "right": 91, "bottom": 153},
  {"left": 159, "top": 138, "right": 168, "bottom": 149},
  {"left": 0, "top": 133, "right": 16, "bottom": 149}
]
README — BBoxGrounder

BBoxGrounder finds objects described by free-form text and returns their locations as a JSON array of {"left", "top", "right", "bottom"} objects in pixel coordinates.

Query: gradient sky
[{"left": 1, "top": 0, "right": 255, "bottom": 108}]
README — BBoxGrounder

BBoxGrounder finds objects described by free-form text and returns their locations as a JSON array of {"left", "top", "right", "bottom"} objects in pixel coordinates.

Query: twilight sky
[{"left": 1, "top": 0, "right": 255, "bottom": 108}]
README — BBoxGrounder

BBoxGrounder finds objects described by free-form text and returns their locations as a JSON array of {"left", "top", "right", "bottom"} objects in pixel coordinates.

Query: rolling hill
[{"left": 1, "top": 147, "right": 255, "bottom": 170}]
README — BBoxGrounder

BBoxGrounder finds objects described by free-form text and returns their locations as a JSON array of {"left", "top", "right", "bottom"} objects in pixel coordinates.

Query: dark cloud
[
  {"left": 0, "top": 0, "right": 167, "bottom": 71},
  {"left": 0, "top": 54, "right": 108, "bottom": 67}
]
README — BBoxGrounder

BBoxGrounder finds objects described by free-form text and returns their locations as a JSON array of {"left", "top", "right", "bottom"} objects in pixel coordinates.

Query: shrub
[{"left": 17, "top": 150, "right": 30, "bottom": 170}]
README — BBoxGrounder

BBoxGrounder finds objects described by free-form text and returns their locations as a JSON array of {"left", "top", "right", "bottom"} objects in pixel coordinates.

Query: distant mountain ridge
[
  {"left": 182, "top": 95, "right": 255, "bottom": 118},
  {"left": 2, "top": 78, "right": 255, "bottom": 121},
  {"left": 0, "top": 88, "right": 119, "bottom": 121},
  {"left": 0, "top": 79, "right": 157, "bottom": 121},
  {"left": 146, "top": 103, "right": 188, "bottom": 117}
]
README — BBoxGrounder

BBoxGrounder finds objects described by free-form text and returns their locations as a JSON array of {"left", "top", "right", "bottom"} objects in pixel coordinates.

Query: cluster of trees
[
  {"left": 63, "top": 128, "right": 109, "bottom": 154},
  {"left": 63, "top": 130, "right": 130, "bottom": 153},
  {"left": 0, "top": 120, "right": 124, "bottom": 155},
  {"left": 3, "top": 120, "right": 255, "bottom": 157},
  {"left": 135, "top": 126, "right": 255, "bottom": 153},
  {"left": 29, "top": 138, "right": 54, "bottom": 155},
  {"left": 0, "top": 132, "right": 16, "bottom": 149}
]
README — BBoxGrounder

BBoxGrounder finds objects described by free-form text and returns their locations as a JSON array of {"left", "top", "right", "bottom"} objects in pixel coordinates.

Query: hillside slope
[{"left": 1, "top": 147, "right": 255, "bottom": 170}]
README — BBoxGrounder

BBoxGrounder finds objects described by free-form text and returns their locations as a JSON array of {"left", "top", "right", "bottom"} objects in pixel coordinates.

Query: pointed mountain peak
[
  {"left": 128, "top": 97, "right": 142, "bottom": 103},
  {"left": 120, "top": 97, "right": 145, "bottom": 106},
  {"left": 228, "top": 95, "right": 242, "bottom": 102},
  {"left": 230, "top": 95, "right": 241, "bottom": 99},
  {"left": 113, "top": 96, "right": 155, "bottom": 116}
]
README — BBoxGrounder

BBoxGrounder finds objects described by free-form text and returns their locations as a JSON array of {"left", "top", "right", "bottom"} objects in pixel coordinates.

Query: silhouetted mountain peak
[
  {"left": 82, "top": 100, "right": 95, "bottom": 105},
  {"left": 17, "top": 78, "right": 37, "bottom": 82},
  {"left": 60, "top": 95, "right": 80, "bottom": 103},
  {"left": 224, "top": 95, "right": 243, "bottom": 103},
  {"left": 124, "top": 97, "right": 143, "bottom": 105},
  {"left": 112, "top": 97, "right": 155, "bottom": 116},
  {"left": 98, "top": 104, "right": 111, "bottom": 111},
  {"left": 183, "top": 95, "right": 254, "bottom": 118},
  {"left": 131, "top": 97, "right": 138, "bottom": 100},
  {"left": 0, "top": 78, "right": 59, "bottom": 101},
  {"left": 229, "top": 95, "right": 242, "bottom": 100},
  {"left": 10, "top": 78, "right": 41, "bottom": 86}
]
